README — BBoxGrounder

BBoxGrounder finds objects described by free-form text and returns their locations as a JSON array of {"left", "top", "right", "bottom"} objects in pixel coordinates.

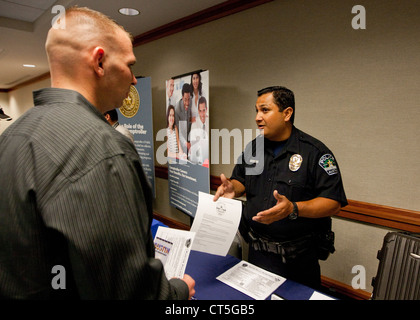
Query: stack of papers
[
  {"left": 153, "top": 192, "right": 242, "bottom": 278},
  {"left": 154, "top": 191, "right": 335, "bottom": 301}
]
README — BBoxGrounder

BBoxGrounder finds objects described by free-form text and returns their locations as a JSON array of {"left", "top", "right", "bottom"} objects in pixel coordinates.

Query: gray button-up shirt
[{"left": 0, "top": 88, "right": 187, "bottom": 299}]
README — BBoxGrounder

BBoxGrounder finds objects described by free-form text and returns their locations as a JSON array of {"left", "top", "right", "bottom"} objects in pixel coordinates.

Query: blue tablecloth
[
  {"left": 152, "top": 219, "right": 333, "bottom": 300},
  {"left": 151, "top": 219, "right": 168, "bottom": 238},
  {"left": 185, "top": 250, "right": 329, "bottom": 300}
]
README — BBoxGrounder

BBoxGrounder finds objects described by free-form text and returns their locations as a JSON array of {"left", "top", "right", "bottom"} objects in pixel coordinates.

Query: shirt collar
[
  {"left": 283, "top": 126, "right": 300, "bottom": 154},
  {"left": 33, "top": 88, "right": 108, "bottom": 125},
  {"left": 265, "top": 126, "right": 300, "bottom": 157}
]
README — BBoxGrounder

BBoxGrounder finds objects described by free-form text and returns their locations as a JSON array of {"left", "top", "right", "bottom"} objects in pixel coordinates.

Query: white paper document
[
  {"left": 190, "top": 191, "right": 242, "bottom": 256},
  {"left": 216, "top": 261, "right": 286, "bottom": 300},
  {"left": 309, "top": 291, "right": 336, "bottom": 300},
  {"left": 154, "top": 226, "right": 195, "bottom": 279},
  {"left": 154, "top": 236, "right": 173, "bottom": 266}
]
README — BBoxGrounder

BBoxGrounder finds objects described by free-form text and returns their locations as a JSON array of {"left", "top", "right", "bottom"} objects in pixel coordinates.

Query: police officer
[{"left": 213, "top": 86, "right": 347, "bottom": 289}]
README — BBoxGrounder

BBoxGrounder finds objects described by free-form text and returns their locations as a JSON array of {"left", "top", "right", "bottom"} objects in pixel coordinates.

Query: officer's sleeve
[{"left": 313, "top": 151, "right": 348, "bottom": 208}]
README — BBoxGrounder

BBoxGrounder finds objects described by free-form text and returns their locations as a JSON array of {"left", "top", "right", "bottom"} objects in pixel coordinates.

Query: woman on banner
[
  {"left": 190, "top": 72, "right": 205, "bottom": 123},
  {"left": 166, "top": 105, "right": 187, "bottom": 160}
]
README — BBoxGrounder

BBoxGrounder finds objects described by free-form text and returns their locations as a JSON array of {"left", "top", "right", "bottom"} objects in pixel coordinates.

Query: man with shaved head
[{"left": 0, "top": 7, "right": 195, "bottom": 300}]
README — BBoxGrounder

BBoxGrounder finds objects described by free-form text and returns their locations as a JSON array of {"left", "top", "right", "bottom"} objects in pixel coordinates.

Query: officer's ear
[{"left": 283, "top": 107, "right": 293, "bottom": 122}]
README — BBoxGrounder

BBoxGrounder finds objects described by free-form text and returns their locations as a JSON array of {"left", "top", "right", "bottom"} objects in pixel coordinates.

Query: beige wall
[
  {"left": 135, "top": 0, "right": 420, "bottom": 211},
  {"left": 0, "top": 78, "right": 51, "bottom": 134},
  {"left": 2, "top": 0, "right": 419, "bottom": 294},
  {"left": 133, "top": 0, "right": 419, "bottom": 293}
]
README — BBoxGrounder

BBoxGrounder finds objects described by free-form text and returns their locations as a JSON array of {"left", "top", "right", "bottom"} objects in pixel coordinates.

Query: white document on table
[
  {"left": 216, "top": 260, "right": 286, "bottom": 300},
  {"left": 190, "top": 191, "right": 242, "bottom": 256},
  {"left": 154, "top": 226, "right": 195, "bottom": 279},
  {"left": 309, "top": 291, "right": 336, "bottom": 300}
]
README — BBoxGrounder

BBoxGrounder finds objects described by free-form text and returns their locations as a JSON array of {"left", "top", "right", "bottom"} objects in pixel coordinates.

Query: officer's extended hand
[
  {"left": 213, "top": 173, "right": 235, "bottom": 201},
  {"left": 252, "top": 190, "right": 293, "bottom": 224}
]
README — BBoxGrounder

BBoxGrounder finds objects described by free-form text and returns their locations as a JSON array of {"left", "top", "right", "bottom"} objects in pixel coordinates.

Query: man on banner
[
  {"left": 175, "top": 83, "right": 193, "bottom": 156},
  {"left": 189, "top": 96, "right": 209, "bottom": 166}
]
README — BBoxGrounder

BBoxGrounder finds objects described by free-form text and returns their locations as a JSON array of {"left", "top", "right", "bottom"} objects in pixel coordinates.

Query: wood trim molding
[
  {"left": 155, "top": 165, "right": 169, "bottom": 180},
  {"left": 338, "top": 200, "right": 420, "bottom": 232},
  {"left": 155, "top": 165, "right": 420, "bottom": 233},
  {"left": 133, "top": 0, "right": 273, "bottom": 47},
  {"left": 320, "top": 276, "right": 371, "bottom": 300},
  {"left": 153, "top": 211, "right": 190, "bottom": 231}
]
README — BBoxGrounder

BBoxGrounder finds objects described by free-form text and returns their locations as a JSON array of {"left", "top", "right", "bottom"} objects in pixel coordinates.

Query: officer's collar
[{"left": 264, "top": 126, "right": 300, "bottom": 156}]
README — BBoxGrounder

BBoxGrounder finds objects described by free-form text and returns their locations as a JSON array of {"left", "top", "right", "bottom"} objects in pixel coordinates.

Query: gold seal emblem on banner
[{"left": 119, "top": 85, "right": 140, "bottom": 118}]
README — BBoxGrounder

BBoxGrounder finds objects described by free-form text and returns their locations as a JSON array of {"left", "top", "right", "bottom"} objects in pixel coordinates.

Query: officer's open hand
[
  {"left": 213, "top": 173, "right": 235, "bottom": 201},
  {"left": 252, "top": 190, "right": 293, "bottom": 224}
]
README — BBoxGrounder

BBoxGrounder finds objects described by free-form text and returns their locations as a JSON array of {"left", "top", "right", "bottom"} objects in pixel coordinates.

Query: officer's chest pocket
[{"left": 275, "top": 174, "right": 313, "bottom": 201}]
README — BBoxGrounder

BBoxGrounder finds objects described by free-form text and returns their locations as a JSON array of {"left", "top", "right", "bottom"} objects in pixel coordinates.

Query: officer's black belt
[{"left": 248, "top": 230, "right": 313, "bottom": 261}]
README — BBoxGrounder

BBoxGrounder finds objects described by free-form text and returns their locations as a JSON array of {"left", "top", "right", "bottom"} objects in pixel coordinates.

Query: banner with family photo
[
  {"left": 165, "top": 70, "right": 210, "bottom": 217},
  {"left": 117, "top": 77, "right": 156, "bottom": 197}
]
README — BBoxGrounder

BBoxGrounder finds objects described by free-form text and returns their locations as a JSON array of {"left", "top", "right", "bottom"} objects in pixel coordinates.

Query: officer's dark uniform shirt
[{"left": 231, "top": 126, "right": 348, "bottom": 242}]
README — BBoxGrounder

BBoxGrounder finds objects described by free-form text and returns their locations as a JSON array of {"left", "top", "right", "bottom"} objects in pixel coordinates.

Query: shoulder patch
[{"left": 319, "top": 154, "right": 338, "bottom": 175}]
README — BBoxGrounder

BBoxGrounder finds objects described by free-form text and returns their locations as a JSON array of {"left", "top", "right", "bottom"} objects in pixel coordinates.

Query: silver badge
[{"left": 289, "top": 154, "right": 303, "bottom": 171}]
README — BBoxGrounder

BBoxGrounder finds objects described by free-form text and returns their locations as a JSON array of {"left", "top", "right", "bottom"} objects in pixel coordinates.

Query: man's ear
[
  {"left": 283, "top": 107, "right": 294, "bottom": 122},
  {"left": 93, "top": 47, "right": 105, "bottom": 77}
]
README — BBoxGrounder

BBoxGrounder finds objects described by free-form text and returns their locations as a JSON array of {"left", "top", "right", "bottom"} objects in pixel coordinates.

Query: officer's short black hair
[{"left": 257, "top": 86, "right": 295, "bottom": 124}]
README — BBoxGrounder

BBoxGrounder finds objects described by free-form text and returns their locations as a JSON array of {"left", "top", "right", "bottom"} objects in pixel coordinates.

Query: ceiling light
[
  {"left": 119, "top": 8, "right": 140, "bottom": 16},
  {"left": 23, "top": 64, "right": 36, "bottom": 68}
]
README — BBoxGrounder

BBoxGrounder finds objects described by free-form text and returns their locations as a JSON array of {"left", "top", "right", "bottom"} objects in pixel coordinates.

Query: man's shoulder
[
  {"left": 295, "top": 127, "right": 331, "bottom": 153},
  {"left": 175, "top": 98, "right": 183, "bottom": 109},
  {"left": 31, "top": 100, "right": 122, "bottom": 159}
]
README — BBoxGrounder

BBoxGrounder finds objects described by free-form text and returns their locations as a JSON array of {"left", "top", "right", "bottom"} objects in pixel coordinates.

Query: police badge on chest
[{"left": 289, "top": 154, "right": 303, "bottom": 172}]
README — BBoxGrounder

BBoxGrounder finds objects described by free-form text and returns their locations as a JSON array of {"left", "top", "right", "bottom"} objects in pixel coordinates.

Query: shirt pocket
[{"left": 276, "top": 174, "right": 314, "bottom": 201}]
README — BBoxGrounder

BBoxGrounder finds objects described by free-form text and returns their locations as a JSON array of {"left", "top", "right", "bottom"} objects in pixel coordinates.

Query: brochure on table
[{"left": 217, "top": 260, "right": 286, "bottom": 300}]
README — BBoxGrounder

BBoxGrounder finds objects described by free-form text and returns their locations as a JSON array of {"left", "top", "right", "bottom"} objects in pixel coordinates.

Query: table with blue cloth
[
  {"left": 185, "top": 250, "right": 333, "bottom": 300},
  {"left": 151, "top": 219, "right": 334, "bottom": 300},
  {"left": 151, "top": 219, "right": 168, "bottom": 238}
]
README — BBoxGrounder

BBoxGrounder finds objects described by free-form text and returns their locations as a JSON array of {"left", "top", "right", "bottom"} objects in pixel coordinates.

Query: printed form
[
  {"left": 190, "top": 192, "right": 242, "bottom": 256},
  {"left": 154, "top": 227, "right": 195, "bottom": 279},
  {"left": 217, "top": 261, "right": 286, "bottom": 300}
]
